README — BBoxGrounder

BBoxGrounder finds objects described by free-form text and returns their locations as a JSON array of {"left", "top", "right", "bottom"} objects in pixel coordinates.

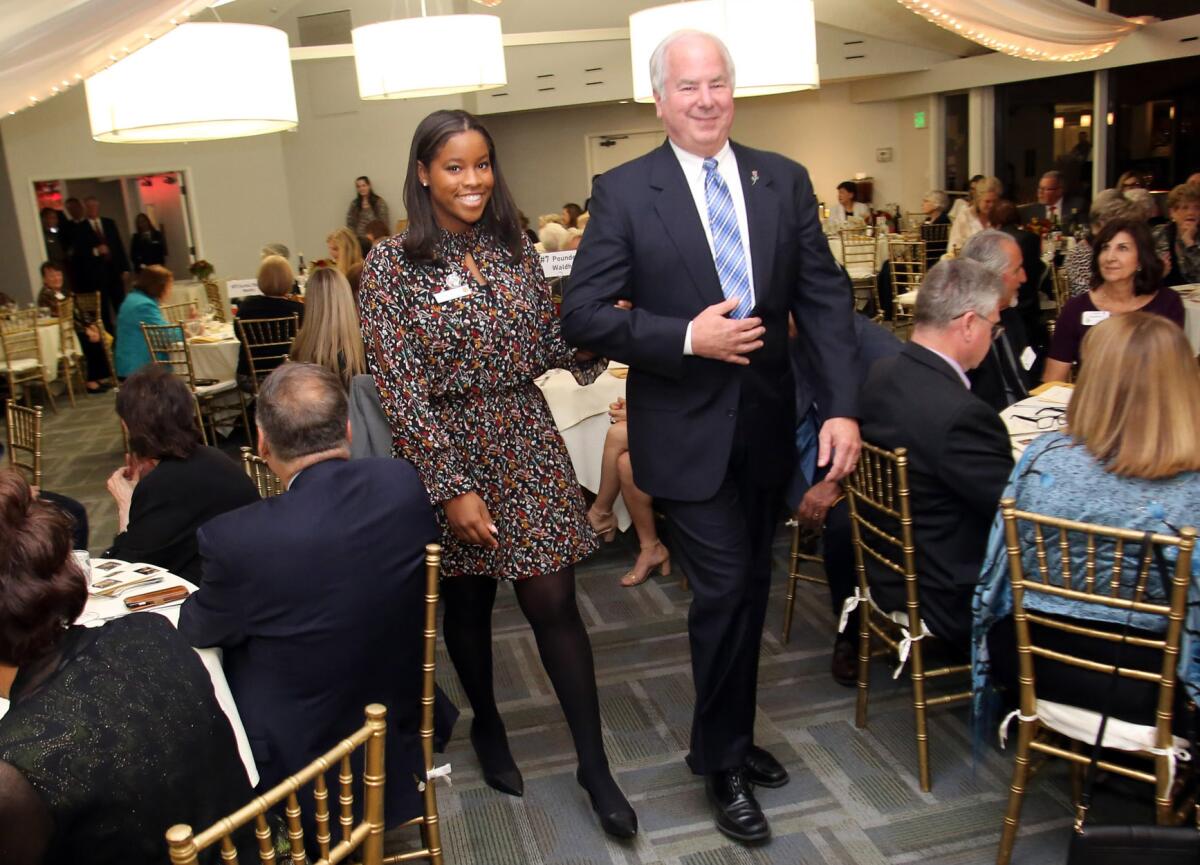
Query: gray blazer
[{"left": 348, "top": 374, "right": 392, "bottom": 459}]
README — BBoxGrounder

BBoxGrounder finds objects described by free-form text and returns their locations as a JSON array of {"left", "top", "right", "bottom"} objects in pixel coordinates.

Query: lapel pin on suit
[{"left": 750, "top": 170, "right": 759, "bottom": 186}]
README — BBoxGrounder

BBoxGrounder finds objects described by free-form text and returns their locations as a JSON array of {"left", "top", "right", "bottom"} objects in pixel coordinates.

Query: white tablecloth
[
  {"left": 1179, "top": 288, "right": 1200, "bottom": 354},
  {"left": 538, "top": 366, "right": 631, "bottom": 530},
  {"left": 188, "top": 324, "right": 240, "bottom": 383},
  {"left": 1000, "top": 385, "right": 1074, "bottom": 459},
  {"left": 826, "top": 233, "right": 891, "bottom": 270},
  {"left": 0, "top": 319, "right": 79, "bottom": 381},
  {"left": 0, "top": 564, "right": 259, "bottom": 787}
]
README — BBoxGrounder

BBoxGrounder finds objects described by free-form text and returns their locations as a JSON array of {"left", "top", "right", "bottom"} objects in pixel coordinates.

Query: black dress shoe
[
  {"left": 576, "top": 767, "right": 638, "bottom": 838},
  {"left": 831, "top": 638, "right": 858, "bottom": 688},
  {"left": 470, "top": 719, "right": 524, "bottom": 797},
  {"left": 706, "top": 768, "right": 770, "bottom": 843},
  {"left": 743, "top": 745, "right": 789, "bottom": 788}
]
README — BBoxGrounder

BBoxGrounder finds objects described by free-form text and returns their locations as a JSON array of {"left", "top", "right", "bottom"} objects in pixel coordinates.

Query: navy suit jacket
[
  {"left": 562, "top": 140, "right": 858, "bottom": 501},
  {"left": 858, "top": 342, "right": 1013, "bottom": 646},
  {"left": 177, "top": 456, "right": 457, "bottom": 826}
]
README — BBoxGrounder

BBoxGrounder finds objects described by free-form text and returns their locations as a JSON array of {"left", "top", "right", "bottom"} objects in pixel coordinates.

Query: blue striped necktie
[{"left": 703, "top": 157, "right": 752, "bottom": 319}]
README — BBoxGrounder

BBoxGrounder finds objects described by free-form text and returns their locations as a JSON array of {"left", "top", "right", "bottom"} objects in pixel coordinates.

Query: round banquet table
[
  {"left": 0, "top": 317, "right": 78, "bottom": 381},
  {"left": 0, "top": 561, "right": 259, "bottom": 786},
  {"left": 1000, "top": 383, "right": 1074, "bottom": 460},
  {"left": 188, "top": 322, "right": 241, "bottom": 383},
  {"left": 537, "top": 364, "right": 631, "bottom": 531},
  {"left": 826, "top": 232, "right": 891, "bottom": 270}
]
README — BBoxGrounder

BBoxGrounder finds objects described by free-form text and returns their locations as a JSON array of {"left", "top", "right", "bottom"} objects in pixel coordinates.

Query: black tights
[{"left": 441, "top": 567, "right": 611, "bottom": 779}]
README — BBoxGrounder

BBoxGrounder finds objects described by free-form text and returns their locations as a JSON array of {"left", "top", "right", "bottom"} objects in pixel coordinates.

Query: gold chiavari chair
[
  {"left": 920, "top": 221, "right": 950, "bottom": 263},
  {"left": 839, "top": 229, "right": 880, "bottom": 321},
  {"left": 166, "top": 703, "right": 389, "bottom": 865},
  {"left": 235, "top": 314, "right": 299, "bottom": 395},
  {"left": 205, "top": 282, "right": 228, "bottom": 323},
  {"left": 161, "top": 300, "right": 199, "bottom": 325},
  {"left": 994, "top": 500, "right": 1197, "bottom": 865},
  {"left": 74, "top": 292, "right": 118, "bottom": 386},
  {"left": 901, "top": 212, "right": 926, "bottom": 232},
  {"left": 54, "top": 296, "right": 87, "bottom": 407},
  {"left": 240, "top": 446, "right": 284, "bottom": 498},
  {"left": 384, "top": 543, "right": 447, "bottom": 865},
  {"left": 5, "top": 399, "right": 42, "bottom": 487},
  {"left": 0, "top": 320, "right": 57, "bottom": 412},
  {"left": 6, "top": 308, "right": 39, "bottom": 329},
  {"left": 887, "top": 236, "right": 927, "bottom": 334},
  {"left": 142, "top": 322, "right": 252, "bottom": 448},
  {"left": 843, "top": 441, "right": 972, "bottom": 792},
  {"left": 781, "top": 519, "right": 826, "bottom": 643}
]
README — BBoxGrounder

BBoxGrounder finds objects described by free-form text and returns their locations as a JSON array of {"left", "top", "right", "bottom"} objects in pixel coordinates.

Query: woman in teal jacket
[{"left": 114, "top": 264, "right": 172, "bottom": 378}]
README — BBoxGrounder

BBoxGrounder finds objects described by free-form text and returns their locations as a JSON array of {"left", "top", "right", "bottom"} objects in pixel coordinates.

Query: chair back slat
[
  {"left": 165, "top": 704, "right": 388, "bottom": 865},
  {"left": 141, "top": 322, "right": 198, "bottom": 387},
  {"left": 838, "top": 229, "right": 878, "bottom": 269},
  {"left": 240, "top": 447, "right": 284, "bottom": 498},
  {"left": 236, "top": 315, "right": 299, "bottom": 394},
  {"left": 5, "top": 400, "right": 42, "bottom": 486},
  {"left": 161, "top": 301, "right": 199, "bottom": 325},
  {"left": 339, "top": 754, "right": 355, "bottom": 846},
  {"left": 313, "top": 774, "right": 332, "bottom": 861},
  {"left": 206, "top": 282, "right": 228, "bottom": 323}
]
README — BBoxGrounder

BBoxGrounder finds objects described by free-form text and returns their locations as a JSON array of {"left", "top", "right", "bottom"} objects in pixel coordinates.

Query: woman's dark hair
[
  {"left": 562, "top": 203, "right": 582, "bottom": 228},
  {"left": 1089, "top": 217, "right": 1163, "bottom": 295},
  {"left": 136, "top": 264, "right": 173, "bottom": 300},
  {"left": 837, "top": 181, "right": 858, "bottom": 199},
  {"left": 0, "top": 470, "right": 87, "bottom": 666},
  {"left": 352, "top": 175, "right": 380, "bottom": 210},
  {"left": 990, "top": 198, "right": 1020, "bottom": 229},
  {"left": 402, "top": 109, "right": 523, "bottom": 264},
  {"left": 116, "top": 366, "right": 202, "bottom": 460},
  {"left": 135, "top": 212, "right": 153, "bottom": 232}
]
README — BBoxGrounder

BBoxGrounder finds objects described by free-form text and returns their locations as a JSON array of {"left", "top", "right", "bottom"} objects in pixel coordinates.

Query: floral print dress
[{"left": 359, "top": 225, "right": 603, "bottom": 581}]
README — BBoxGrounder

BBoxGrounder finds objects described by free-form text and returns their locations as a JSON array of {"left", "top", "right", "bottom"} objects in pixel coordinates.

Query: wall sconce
[
  {"left": 1080, "top": 114, "right": 1092, "bottom": 127},
  {"left": 1107, "top": 111, "right": 1115, "bottom": 126},
  {"left": 1053, "top": 116, "right": 1065, "bottom": 129}
]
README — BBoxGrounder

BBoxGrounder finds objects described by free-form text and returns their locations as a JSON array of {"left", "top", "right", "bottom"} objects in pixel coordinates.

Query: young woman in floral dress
[{"left": 358, "top": 110, "right": 636, "bottom": 839}]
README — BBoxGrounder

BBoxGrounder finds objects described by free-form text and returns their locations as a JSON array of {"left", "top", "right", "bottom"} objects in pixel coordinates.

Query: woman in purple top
[{"left": 1044, "top": 218, "right": 1185, "bottom": 383}]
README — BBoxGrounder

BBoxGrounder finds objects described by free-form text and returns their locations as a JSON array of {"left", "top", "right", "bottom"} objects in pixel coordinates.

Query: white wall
[
  {"left": 485, "top": 83, "right": 933, "bottom": 220},
  {"left": 1, "top": 86, "right": 297, "bottom": 299}
]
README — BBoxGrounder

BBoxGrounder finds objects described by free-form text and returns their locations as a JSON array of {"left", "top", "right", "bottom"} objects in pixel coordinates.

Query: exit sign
[{"left": 913, "top": 111, "right": 927, "bottom": 129}]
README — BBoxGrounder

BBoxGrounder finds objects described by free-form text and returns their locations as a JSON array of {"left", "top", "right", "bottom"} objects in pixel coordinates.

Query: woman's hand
[
  {"left": 608, "top": 397, "right": 627, "bottom": 423},
  {"left": 106, "top": 466, "right": 138, "bottom": 534},
  {"left": 444, "top": 492, "right": 500, "bottom": 549},
  {"left": 84, "top": 324, "right": 101, "bottom": 343}
]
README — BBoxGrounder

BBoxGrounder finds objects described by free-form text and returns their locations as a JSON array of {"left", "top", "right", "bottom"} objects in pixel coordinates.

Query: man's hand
[
  {"left": 817, "top": 417, "right": 861, "bottom": 482},
  {"left": 796, "top": 479, "right": 842, "bottom": 530},
  {"left": 690, "top": 298, "right": 764, "bottom": 366},
  {"left": 444, "top": 492, "right": 499, "bottom": 549}
]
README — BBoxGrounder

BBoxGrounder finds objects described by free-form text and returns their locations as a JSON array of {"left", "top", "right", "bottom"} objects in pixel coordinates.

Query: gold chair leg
[
  {"left": 909, "top": 642, "right": 932, "bottom": 792},
  {"left": 236, "top": 389, "right": 253, "bottom": 452},
  {"left": 1155, "top": 747, "right": 1174, "bottom": 825},
  {"left": 1069, "top": 740, "right": 1083, "bottom": 807},
  {"left": 996, "top": 719, "right": 1036, "bottom": 865},
  {"left": 855, "top": 613, "right": 871, "bottom": 728},
  {"left": 782, "top": 524, "right": 801, "bottom": 644},
  {"left": 193, "top": 397, "right": 209, "bottom": 446},
  {"left": 40, "top": 372, "right": 57, "bottom": 412},
  {"left": 61, "top": 360, "right": 77, "bottom": 408}
]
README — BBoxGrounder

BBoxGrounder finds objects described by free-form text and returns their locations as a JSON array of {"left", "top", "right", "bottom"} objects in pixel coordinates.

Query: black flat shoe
[
  {"left": 831, "top": 638, "right": 858, "bottom": 688},
  {"left": 470, "top": 719, "right": 524, "bottom": 797},
  {"left": 706, "top": 768, "right": 770, "bottom": 843},
  {"left": 576, "top": 767, "right": 638, "bottom": 839},
  {"left": 744, "top": 745, "right": 789, "bottom": 788}
]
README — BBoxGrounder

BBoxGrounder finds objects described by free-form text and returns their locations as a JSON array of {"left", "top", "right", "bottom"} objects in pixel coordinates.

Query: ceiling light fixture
[
  {"left": 85, "top": 23, "right": 298, "bottom": 143},
  {"left": 353, "top": 3, "right": 506, "bottom": 100},
  {"left": 629, "top": 0, "right": 819, "bottom": 103}
]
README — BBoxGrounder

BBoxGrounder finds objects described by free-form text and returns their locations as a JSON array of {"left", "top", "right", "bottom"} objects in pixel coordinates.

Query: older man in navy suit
[
  {"left": 562, "top": 30, "right": 860, "bottom": 843},
  {"left": 178, "top": 363, "right": 456, "bottom": 829}
]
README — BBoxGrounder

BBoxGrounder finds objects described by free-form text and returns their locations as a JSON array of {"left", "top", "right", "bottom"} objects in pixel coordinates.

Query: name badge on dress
[
  {"left": 434, "top": 272, "right": 471, "bottom": 304},
  {"left": 1081, "top": 310, "right": 1110, "bottom": 326}
]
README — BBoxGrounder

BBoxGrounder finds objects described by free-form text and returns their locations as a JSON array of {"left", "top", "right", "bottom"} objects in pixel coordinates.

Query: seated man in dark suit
[
  {"left": 178, "top": 362, "right": 456, "bottom": 829},
  {"left": 788, "top": 308, "right": 902, "bottom": 685},
  {"left": 960, "top": 228, "right": 1033, "bottom": 411},
  {"left": 858, "top": 259, "right": 1014, "bottom": 649}
]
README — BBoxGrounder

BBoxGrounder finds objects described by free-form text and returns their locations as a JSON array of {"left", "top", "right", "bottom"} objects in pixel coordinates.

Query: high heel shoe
[
  {"left": 576, "top": 767, "right": 638, "bottom": 839},
  {"left": 470, "top": 719, "right": 524, "bottom": 797},
  {"left": 587, "top": 507, "right": 618, "bottom": 543},
  {"left": 620, "top": 541, "right": 671, "bottom": 588}
]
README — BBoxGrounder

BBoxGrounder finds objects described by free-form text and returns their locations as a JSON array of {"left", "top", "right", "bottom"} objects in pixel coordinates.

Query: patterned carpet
[{"left": 29, "top": 390, "right": 1151, "bottom": 865}]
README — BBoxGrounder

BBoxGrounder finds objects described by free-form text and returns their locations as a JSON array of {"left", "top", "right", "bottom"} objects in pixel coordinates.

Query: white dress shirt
[
  {"left": 925, "top": 345, "right": 971, "bottom": 389},
  {"left": 830, "top": 201, "right": 870, "bottom": 224},
  {"left": 669, "top": 139, "right": 756, "bottom": 355}
]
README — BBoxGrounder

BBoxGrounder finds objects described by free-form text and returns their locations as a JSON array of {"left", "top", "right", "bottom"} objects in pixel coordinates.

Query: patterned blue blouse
[{"left": 972, "top": 431, "right": 1200, "bottom": 713}]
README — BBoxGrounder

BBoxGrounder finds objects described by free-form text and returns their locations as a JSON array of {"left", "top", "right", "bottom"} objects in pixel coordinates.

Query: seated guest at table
[
  {"left": 1123, "top": 186, "right": 1165, "bottom": 227},
  {"left": 858, "top": 259, "right": 1013, "bottom": 649},
  {"left": 790, "top": 310, "right": 901, "bottom": 684},
  {"left": 975, "top": 213, "right": 1048, "bottom": 382},
  {"left": 35, "top": 262, "right": 110, "bottom": 394},
  {"left": 1017, "top": 170, "right": 1071, "bottom": 226},
  {"left": 830, "top": 180, "right": 870, "bottom": 225},
  {"left": 113, "top": 264, "right": 172, "bottom": 379},
  {"left": 878, "top": 191, "right": 953, "bottom": 319},
  {"left": 585, "top": 397, "right": 671, "bottom": 587},
  {"left": 236, "top": 254, "right": 305, "bottom": 386},
  {"left": 326, "top": 226, "right": 363, "bottom": 278},
  {"left": 129, "top": 213, "right": 167, "bottom": 272},
  {"left": 35, "top": 261, "right": 66, "bottom": 315},
  {"left": 178, "top": 363, "right": 457, "bottom": 830},
  {"left": 346, "top": 260, "right": 364, "bottom": 305},
  {"left": 538, "top": 220, "right": 571, "bottom": 252},
  {"left": 1116, "top": 170, "right": 1145, "bottom": 191},
  {"left": 974, "top": 312, "right": 1200, "bottom": 725},
  {"left": 0, "top": 469, "right": 254, "bottom": 865},
  {"left": 1153, "top": 182, "right": 1200, "bottom": 287},
  {"left": 1045, "top": 218, "right": 1184, "bottom": 383},
  {"left": 961, "top": 229, "right": 1031, "bottom": 411},
  {"left": 561, "top": 202, "right": 583, "bottom": 230},
  {"left": 1065, "top": 189, "right": 1143, "bottom": 298},
  {"left": 289, "top": 267, "right": 365, "bottom": 389},
  {"left": 103, "top": 367, "right": 258, "bottom": 581},
  {"left": 949, "top": 175, "right": 1002, "bottom": 253},
  {"left": 364, "top": 218, "right": 390, "bottom": 248}
]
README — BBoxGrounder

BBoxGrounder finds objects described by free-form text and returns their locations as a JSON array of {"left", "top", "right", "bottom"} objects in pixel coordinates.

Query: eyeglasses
[
  {"left": 952, "top": 310, "right": 1005, "bottom": 339},
  {"left": 1012, "top": 405, "right": 1066, "bottom": 430}
]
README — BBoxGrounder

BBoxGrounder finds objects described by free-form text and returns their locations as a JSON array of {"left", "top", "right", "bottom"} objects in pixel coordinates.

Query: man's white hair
[{"left": 649, "top": 29, "right": 736, "bottom": 100}]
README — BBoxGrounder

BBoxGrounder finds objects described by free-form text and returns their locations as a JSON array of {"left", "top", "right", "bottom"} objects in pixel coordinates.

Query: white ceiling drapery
[
  {"left": 0, "top": 0, "right": 213, "bottom": 118},
  {"left": 895, "top": 0, "right": 1149, "bottom": 61}
]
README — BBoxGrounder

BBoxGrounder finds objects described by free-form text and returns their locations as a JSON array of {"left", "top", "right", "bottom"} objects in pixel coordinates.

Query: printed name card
[
  {"left": 226, "top": 279, "right": 262, "bottom": 300},
  {"left": 540, "top": 251, "right": 576, "bottom": 278}
]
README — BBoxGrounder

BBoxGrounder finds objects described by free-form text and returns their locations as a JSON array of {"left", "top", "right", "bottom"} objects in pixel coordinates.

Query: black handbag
[{"left": 1065, "top": 534, "right": 1200, "bottom": 864}]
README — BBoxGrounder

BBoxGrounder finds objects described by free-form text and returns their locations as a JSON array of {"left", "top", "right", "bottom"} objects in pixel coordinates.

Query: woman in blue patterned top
[{"left": 973, "top": 312, "right": 1200, "bottom": 730}]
